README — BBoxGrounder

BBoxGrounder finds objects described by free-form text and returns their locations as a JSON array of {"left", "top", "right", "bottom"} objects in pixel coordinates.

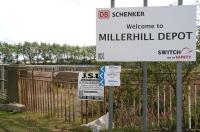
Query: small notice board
[{"left": 78, "top": 71, "right": 104, "bottom": 101}]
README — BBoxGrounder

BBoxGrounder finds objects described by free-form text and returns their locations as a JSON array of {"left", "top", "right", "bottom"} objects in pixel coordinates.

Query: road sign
[
  {"left": 96, "top": 5, "right": 196, "bottom": 62},
  {"left": 78, "top": 72, "right": 104, "bottom": 101}
]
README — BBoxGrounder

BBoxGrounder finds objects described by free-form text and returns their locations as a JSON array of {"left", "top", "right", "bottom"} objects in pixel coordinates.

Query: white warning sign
[{"left": 78, "top": 72, "right": 104, "bottom": 101}]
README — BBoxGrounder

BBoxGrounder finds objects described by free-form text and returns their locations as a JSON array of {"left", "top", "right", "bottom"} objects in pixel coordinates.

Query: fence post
[
  {"left": 170, "top": 85, "right": 172, "bottom": 126},
  {"left": 163, "top": 85, "right": 166, "bottom": 122},
  {"left": 194, "top": 84, "right": 197, "bottom": 129},
  {"left": 0, "top": 65, "right": 4, "bottom": 95},
  {"left": 64, "top": 82, "right": 67, "bottom": 122},
  {"left": 86, "top": 100, "right": 88, "bottom": 123},
  {"left": 81, "top": 100, "right": 83, "bottom": 124},
  {"left": 157, "top": 85, "right": 160, "bottom": 128},
  {"left": 72, "top": 83, "right": 75, "bottom": 121},
  {"left": 68, "top": 83, "right": 71, "bottom": 122},
  {"left": 188, "top": 85, "right": 191, "bottom": 129},
  {"left": 52, "top": 70, "right": 56, "bottom": 117}
]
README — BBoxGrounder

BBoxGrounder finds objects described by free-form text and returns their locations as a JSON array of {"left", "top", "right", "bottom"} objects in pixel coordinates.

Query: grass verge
[{"left": 0, "top": 110, "right": 91, "bottom": 132}]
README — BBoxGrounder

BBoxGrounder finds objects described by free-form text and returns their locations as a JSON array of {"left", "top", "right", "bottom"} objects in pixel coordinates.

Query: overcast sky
[{"left": 0, "top": 0, "right": 196, "bottom": 46}]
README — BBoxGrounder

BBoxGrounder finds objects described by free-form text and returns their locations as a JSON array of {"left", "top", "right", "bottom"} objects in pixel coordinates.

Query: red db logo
[{"left": 98, "top": 10, "right": 110, "bottom": 19}]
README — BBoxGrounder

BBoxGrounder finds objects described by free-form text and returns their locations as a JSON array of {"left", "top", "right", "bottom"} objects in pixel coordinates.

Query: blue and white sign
[
  {"left": 99, "top": 66, "right": 121, "bottom": 86},
  {"left": 99, "top": 66, "right": 105, "bottom": 86}
]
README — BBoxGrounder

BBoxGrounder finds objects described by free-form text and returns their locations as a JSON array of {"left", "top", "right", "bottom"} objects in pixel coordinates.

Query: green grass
[
  {"left": 0, "top": 111, "right": 91, "bottom": 132},
  {"left": 101, "top": 128, "right": 141, "bottom": 132}
]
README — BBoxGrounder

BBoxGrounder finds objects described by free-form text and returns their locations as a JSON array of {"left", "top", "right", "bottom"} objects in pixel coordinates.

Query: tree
[
  {"left": 21, "top": 41, "right": 38, "bottom": 64},
  {"left": 12, "top": 43, "right": 21, "bottom": 64},
  {"left": 52, "top": 43, "right": 63, "bottom": 64},
  {"left": 0, "top": 42, "right": 14, "bottom": 64},
  {"left": 62, "top": 44, "right": 70, "bottom": 61},
  {"left": 40, "top": 43, "right": 51, "bottom": 64},
  {"left": 86, "top": 46, "right": 96, "bottom": 60}
]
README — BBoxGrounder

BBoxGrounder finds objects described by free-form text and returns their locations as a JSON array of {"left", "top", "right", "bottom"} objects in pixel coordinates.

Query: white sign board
[
  {"left": 105, "top": 72, "right": 120, "bottom": 86},
  {"left": 96, "top": 5, "right": 196, "bottom": 62},
  {"left": 105, "top": 65, "right": 121, "bottom": 73},
  {"left": 78, "top": 72, "right": 104, "bottom": 101},
  {"left": 99, "top": 66, "right": 121, "bottom": 86}
]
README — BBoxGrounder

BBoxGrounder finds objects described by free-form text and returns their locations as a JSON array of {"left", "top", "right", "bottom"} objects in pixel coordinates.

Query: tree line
[{"left": 0, "top": 41, "right": 96, "bottom": 64}]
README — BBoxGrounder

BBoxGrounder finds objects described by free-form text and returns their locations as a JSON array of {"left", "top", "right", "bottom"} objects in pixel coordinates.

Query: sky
[{"left": 0, "top": 0, "right": 197, "bottom": 46}]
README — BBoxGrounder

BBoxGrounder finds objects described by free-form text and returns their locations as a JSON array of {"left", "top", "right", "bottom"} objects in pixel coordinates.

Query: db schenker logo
[{"left": 98, "top": 10, "right": 110, "bottom": 19}]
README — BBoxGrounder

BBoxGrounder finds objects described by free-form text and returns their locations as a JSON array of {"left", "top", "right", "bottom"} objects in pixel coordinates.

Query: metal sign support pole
[
  {"left": 176, "top": 1, "right": 183, "bottom": 132},
  {"left": 176, "top": 62, "right": 182, "bottom": 132},
  {"left": 108, "top": 86, "right": 113, "bottom": 132},
  {"left": 108, "top": 2, "right": 115, "bottom": 132},
  {"left": 143, "top": 63, "right": 148, "bottom": 132},
  {"left": 143, "top": 1, "right": 148, "bottom": 132}
]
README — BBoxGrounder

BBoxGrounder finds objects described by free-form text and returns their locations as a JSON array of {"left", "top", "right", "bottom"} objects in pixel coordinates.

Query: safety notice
[{"left": 78, "top": 72, "right": 104, "bottom": 101}]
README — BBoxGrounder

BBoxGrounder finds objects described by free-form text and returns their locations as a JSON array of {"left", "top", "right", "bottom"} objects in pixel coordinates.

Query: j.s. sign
[{"left": 96, "top": 5, "right": 196, "bottom": 62}]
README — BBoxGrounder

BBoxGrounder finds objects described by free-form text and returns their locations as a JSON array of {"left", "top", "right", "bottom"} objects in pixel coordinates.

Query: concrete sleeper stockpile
[{"left": 0, "top": 103, "right": 26, "bottom": 113}]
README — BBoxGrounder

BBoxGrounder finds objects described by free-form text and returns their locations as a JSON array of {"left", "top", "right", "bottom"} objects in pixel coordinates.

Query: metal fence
[
  {"left": 18, "top": 67, "right": 106, "bottom": 125},
  {"left": 17, "top": 66, "right": 200, "bottom": 131}
]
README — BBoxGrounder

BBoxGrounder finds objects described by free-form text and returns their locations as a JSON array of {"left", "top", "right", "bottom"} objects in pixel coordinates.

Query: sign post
[
  {"left": 99, "top": 65, "right": 121, "bottom": 132},
  {"left": 177, "top": 1, "right": 183, "bottom": 132},
  {"left": 143, "top": 1, "right": 148, "bottom": 132},
  {"left": 109, "top": 1, "right": 115, "bottom": 132},
  {"left": 108, "top": 86, "right": 113, "bottom": 132}
]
